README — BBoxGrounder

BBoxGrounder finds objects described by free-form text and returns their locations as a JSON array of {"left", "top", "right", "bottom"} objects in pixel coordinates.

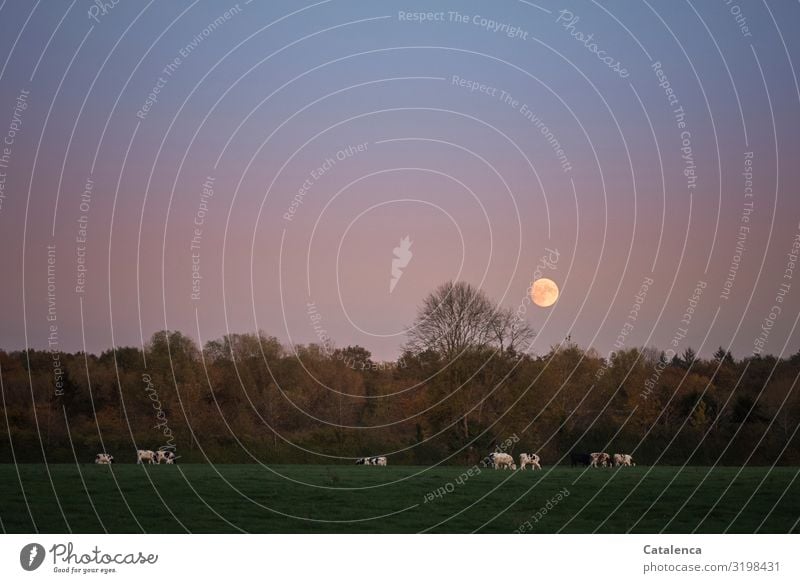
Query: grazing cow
[
  {"left": 493, "top": 452, "right": 516, "bottom": 470},
  {"left": 590, "top": 452, "right": 611, "bottom": 468},
  {"left": 613, "top": 453, "right": 625, "bottom": 467},
  {"left": 570, "top": 452, "right": 592, "bottom": 467},
  {"left": 519, "top": 453, "right": 542, "bottom": 470},
  {"left": 136, "top": 449, "right": 156, "bottom": 464},
  {"left": 356, "top": 457, "right": 386, "bottom": 465},
  {"left": 616, "top": 453, "right": 635, "bottom": 467},
  {"left": 94, "top": 453, "right": 113, "bottom": 464},
  {"left": 155, "top": 450, "right": 176, "bottom": 464}
]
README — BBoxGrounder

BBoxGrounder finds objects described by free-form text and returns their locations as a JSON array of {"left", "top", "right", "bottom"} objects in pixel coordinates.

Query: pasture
[{"left": 0, "top": 464, "right": 798, "bottom": 533}]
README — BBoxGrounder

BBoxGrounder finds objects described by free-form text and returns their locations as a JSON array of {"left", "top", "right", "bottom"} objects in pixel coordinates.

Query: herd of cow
[
  {"left": 93, "top": 450, "right": 176, "bottom": 465},
  {"left": 354, "top": 451, "right": 636, "bottom": 470},
  {"left": 484, "top": 451, "right": 636, "bottom": 470},
  {"left": 571, "top": 452, "right": 636, "bottom": 468},
  {"left": 481, "top": 452, "right": 544, "bottom": 470},
  {"left": 93, "top": 450, "right": 635, "bottom": 468}
]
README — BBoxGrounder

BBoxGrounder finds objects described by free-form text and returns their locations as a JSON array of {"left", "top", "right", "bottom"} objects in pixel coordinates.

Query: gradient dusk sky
[{"left": 1, "top": 0, "right": 799, "bottom": 361}]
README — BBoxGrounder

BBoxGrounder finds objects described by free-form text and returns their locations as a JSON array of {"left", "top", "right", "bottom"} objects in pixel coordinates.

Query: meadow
[{"left": 1, "top": 464, "right": 797, "bottom": 533}]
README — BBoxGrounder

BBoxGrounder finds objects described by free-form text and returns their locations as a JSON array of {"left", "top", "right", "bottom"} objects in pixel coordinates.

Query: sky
[{"left": 0, "top": 0, "right": 799, "bottom": 361}]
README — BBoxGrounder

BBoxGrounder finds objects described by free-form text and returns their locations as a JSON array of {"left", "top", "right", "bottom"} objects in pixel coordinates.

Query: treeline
[{"left": 1, "top": 282, "right": 798, "bottom": 466}]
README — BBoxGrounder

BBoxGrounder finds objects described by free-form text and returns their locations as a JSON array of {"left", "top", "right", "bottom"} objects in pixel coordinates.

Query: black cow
[{"left": 570, "top": 452, "right": 591, "bottom": 467}]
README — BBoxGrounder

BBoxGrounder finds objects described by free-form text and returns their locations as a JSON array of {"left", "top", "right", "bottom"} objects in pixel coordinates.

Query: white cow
[
  {"left": 94, "top": 453, "right": 113, "bottom": 464},
  {"left": 137, "top": 449, "right": 156, "bottom": 464},
  {"left": 590, "top": 452, "right": 611, "bottom": 467},
  {"left": 372, "top": 456, "right": 388, "bottom": 466},
  {"left": 493, "top": 452, "right": 516, "bottom": 470},
  {"left": 613, "top": 453, "right": 635, "bottom": 467},
  {"left": 155, "top": 450, "right": 176, "bottom": 464},
  {"left": 519, "top": 453, "right": 542, "bottom": 470}
]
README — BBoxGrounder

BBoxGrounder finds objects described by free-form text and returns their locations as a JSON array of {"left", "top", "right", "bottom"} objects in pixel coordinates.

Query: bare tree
[
  {"left": 405, "top": 281, "right": 534, "bottom": 358},
  {"left": 405, "top": 281, "right": 494, "bottom": 357},
  {"left": 489, "top": 306, "right": 535, "bottom": 355}
]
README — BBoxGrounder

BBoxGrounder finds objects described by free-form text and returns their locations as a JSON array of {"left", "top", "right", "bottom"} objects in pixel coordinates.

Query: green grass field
[{"left": 1, "top": 464, "right": 798, "bottom": 533}]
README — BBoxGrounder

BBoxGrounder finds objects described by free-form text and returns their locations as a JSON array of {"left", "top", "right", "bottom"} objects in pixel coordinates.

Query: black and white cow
[
  {"left": 155, "top": 450, "right": 176, "bottom": 464},
  {"left": 356, "top": 456, "right": 387, "bottom": 466},
  {"left": 94, "top": 453, "right": 113, "bottom": 464},
  {"left": 519, "top": 453, "right": 542, "bottom": 470}
]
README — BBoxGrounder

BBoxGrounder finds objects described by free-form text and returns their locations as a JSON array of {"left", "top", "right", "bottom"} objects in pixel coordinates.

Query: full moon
[{"left": 531, "top": 278, "right": 559, "bottom": 307}]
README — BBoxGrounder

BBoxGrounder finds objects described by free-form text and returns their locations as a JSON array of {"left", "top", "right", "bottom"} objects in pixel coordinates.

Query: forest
[{"left": 1, "top": 282, "right": 798, "bottom": 466}]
